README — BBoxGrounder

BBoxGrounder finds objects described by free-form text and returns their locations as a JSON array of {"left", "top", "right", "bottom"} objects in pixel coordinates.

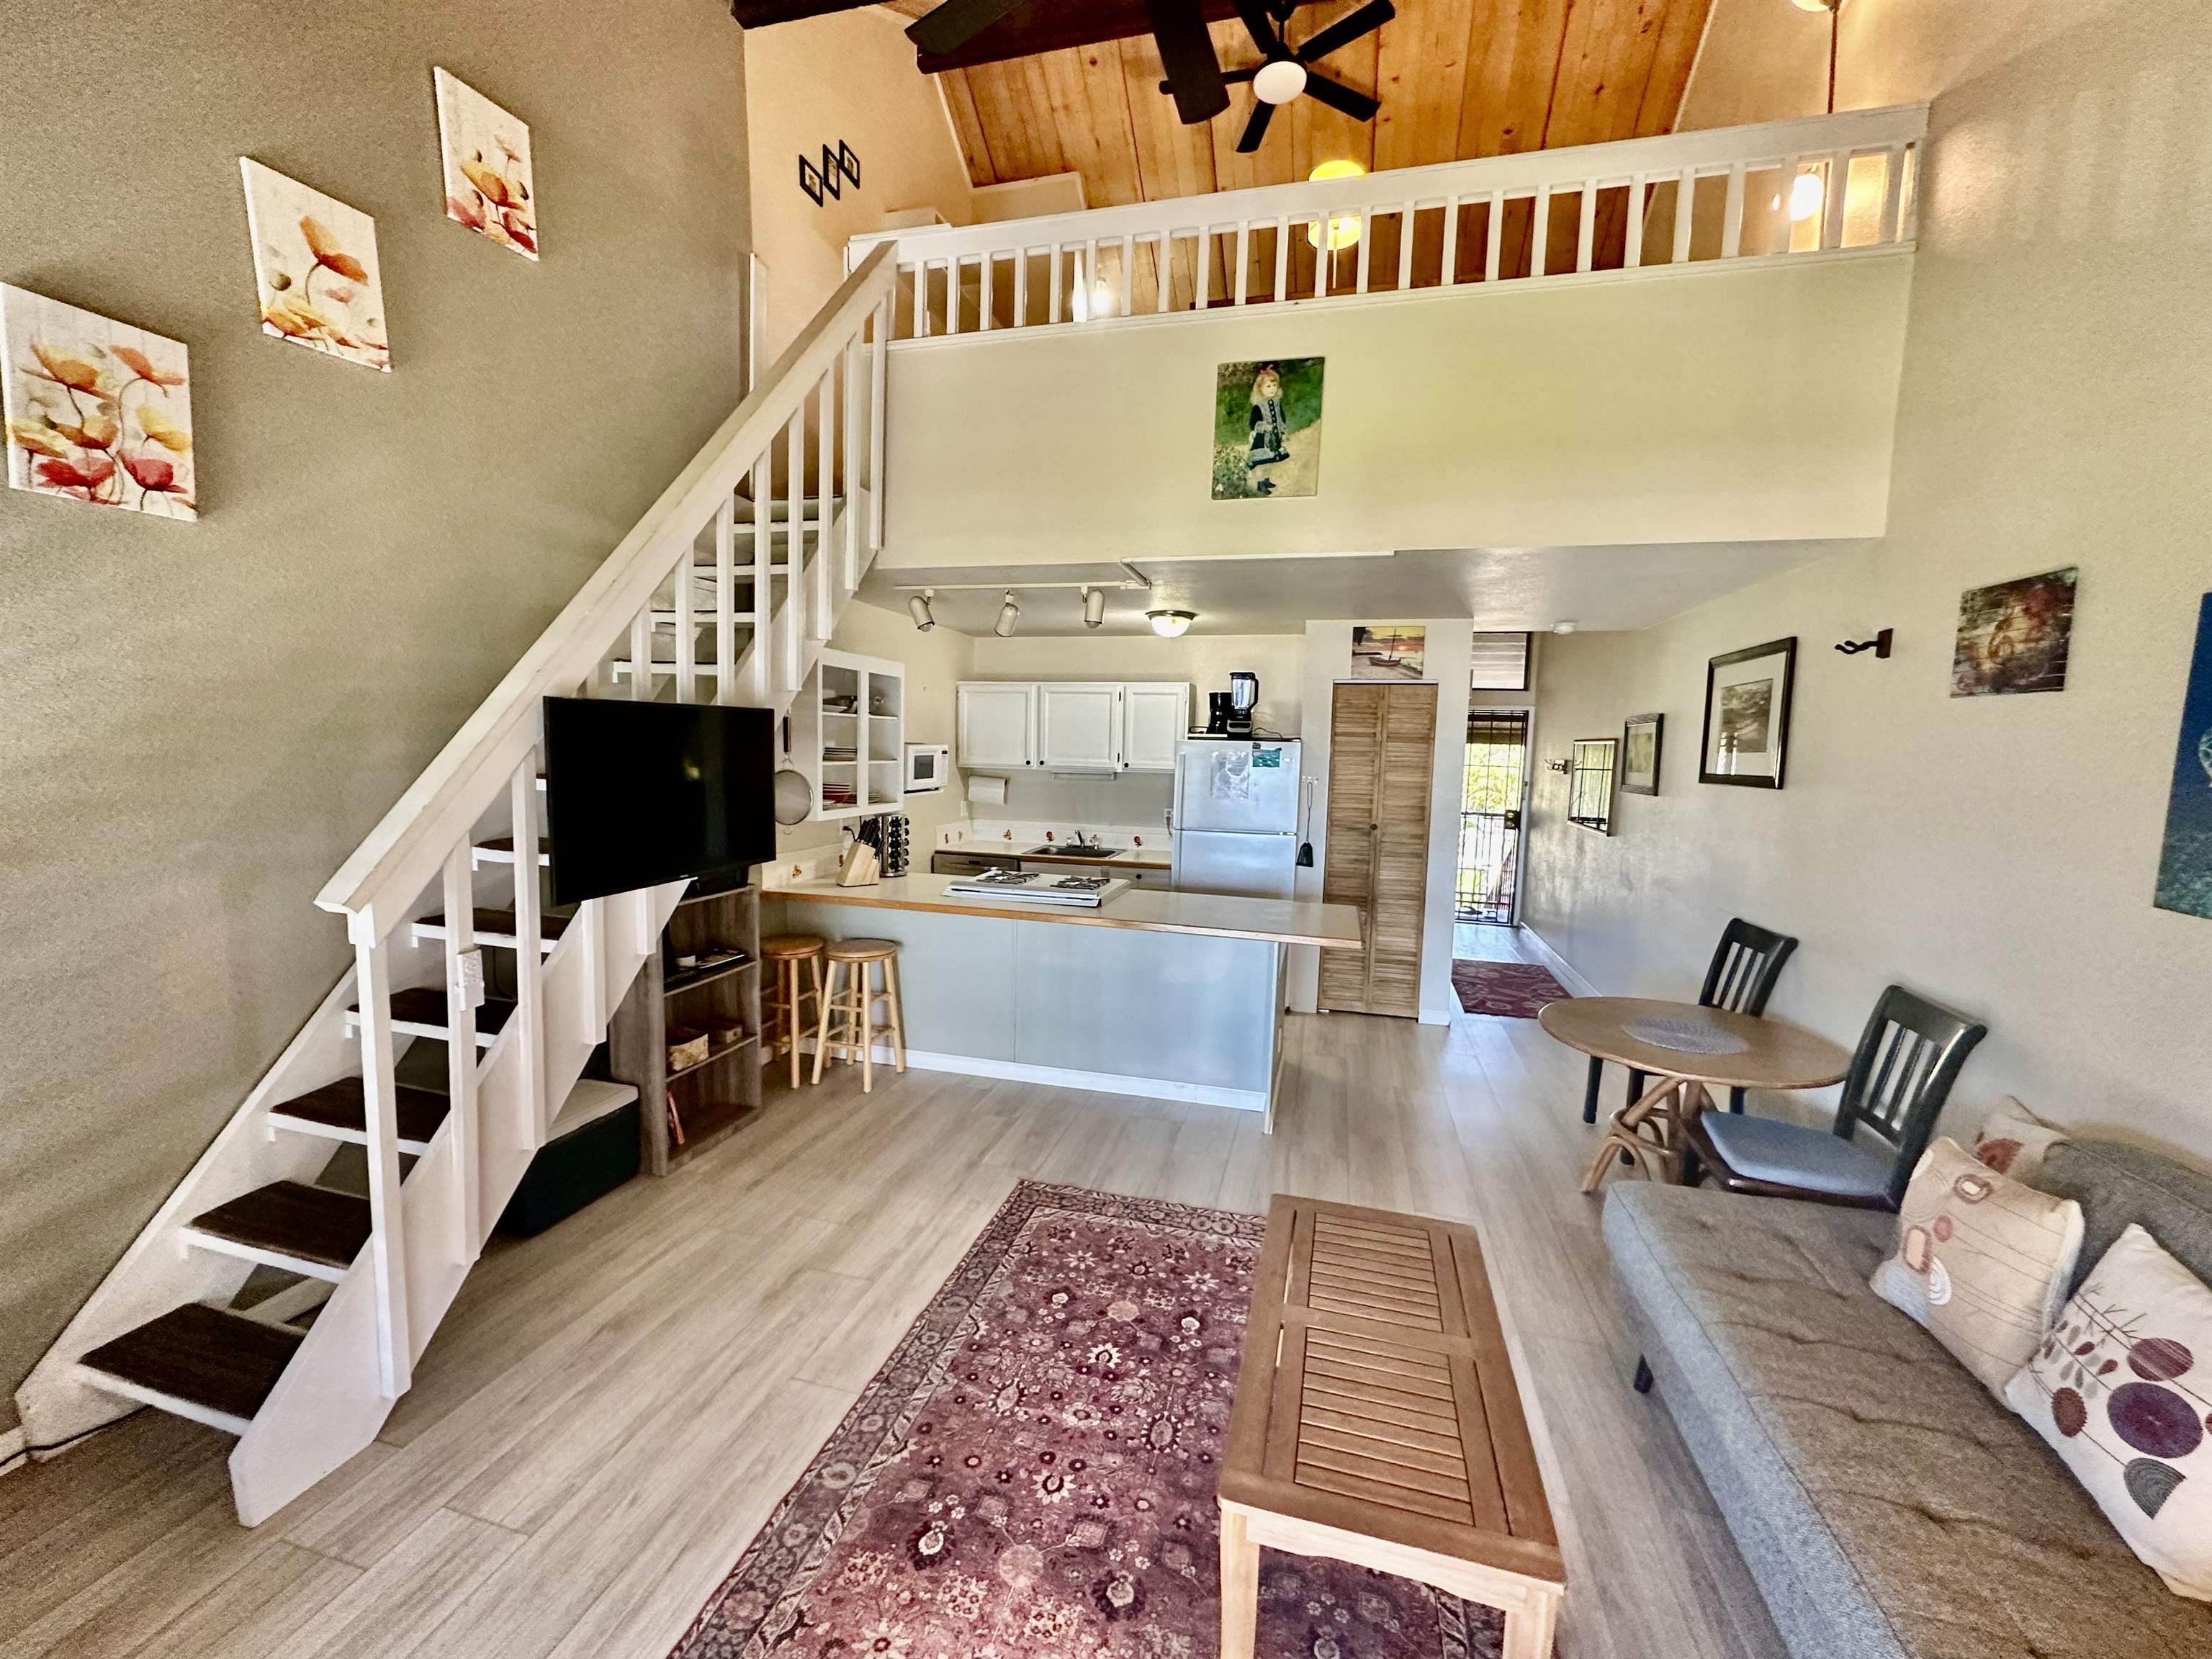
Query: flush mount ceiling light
[
  {"left": 1552, "top": 620, "right": 1578, "bottom": 634},
  {"left": 994, "top": 591, "right": 1020, "bottom": 637},
  {"left": 1082, "top": 585, "right": 1107, "bottom": 629},
  {"left": 1148, "top": 608, "right": 1197, "bottom": 638},
  {"left": 908, "top": 589, "right": 936, "bottom": 631}
]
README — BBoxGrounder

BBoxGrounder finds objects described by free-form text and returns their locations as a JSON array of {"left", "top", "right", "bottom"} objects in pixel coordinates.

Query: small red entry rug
[
  {"left": 1452, "top": 961, "right": 1573, "bottom": 1019},
  {"left": 670, "top": 1181, "right": 1503, "bottom": 1659}
]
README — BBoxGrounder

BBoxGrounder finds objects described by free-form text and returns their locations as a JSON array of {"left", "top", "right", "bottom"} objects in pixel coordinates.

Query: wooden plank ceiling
[{"left": 887, "top": 0, "right": 1714, "bottom": 209}]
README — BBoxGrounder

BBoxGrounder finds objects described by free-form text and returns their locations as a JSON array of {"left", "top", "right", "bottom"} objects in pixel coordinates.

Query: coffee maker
[{"left": 1205, "top": 691, "right": 1233, "bottom": 734}]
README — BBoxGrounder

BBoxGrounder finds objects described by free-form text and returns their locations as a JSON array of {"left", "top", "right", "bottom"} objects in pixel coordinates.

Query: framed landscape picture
[
  {"left": 1953, "top": 566, "right": 2077, "bottom": 696},
  {"left": 1700, "top": 638, "right": 1797, "bottom": 788},
  {"left": 1350, "top": 624, "right": 1425, "bottom": 681},
  {"left": 1621, "top": 712, "right": 1663, "bottom": 796},
  {"left": 2153, "top": 593, "right": 2212, "bottom": 920}
]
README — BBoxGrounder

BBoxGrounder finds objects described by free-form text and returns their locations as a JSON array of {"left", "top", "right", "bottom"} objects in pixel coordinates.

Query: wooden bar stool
[
  {"left": 811, "top": 938, "right": 906, "bottom": 1093},
  {"left": 760, "top": 934, "right": 826, "bottom": 1090}
]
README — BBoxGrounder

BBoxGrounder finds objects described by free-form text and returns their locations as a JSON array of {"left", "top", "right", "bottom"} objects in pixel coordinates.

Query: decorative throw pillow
[
  {"left": 2005, "top": 1224, "right": 2212, "bottom": 1599},
  {"left": 1972, "top": 1096, "right": 2068, "bottom": 1183},
  {"left": 1871, "top": 1136, "right": 2085, "bottom": 1395}
]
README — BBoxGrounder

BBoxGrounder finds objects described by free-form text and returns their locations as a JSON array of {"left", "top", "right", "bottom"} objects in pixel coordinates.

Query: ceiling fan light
[
  {"left": 1253, "top": 58, "right": 1307, "bottom": 105},
  {"left": 1082, "top": 585, "right": 1107, "bottom": 628},
  {"left": 1147, "top": 608, "right": 1196, "bottom": 639},
  {"left": 995, "top": 592, "right": 1020, "bottom": 637},
  {"left": 1789, "top": 169, "right": 1825, "bottom": 222},
  {"left": 908, "top": 590, "right": 935, "bottom": 631}
]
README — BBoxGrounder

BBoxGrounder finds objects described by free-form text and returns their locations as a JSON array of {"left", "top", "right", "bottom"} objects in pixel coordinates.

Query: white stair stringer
[{"left": 13, "top": 246, "right": 899, "bottom": 1524}]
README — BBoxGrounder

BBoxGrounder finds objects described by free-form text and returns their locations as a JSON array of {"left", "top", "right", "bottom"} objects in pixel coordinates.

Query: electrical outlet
[{"left": 455, "top": 948, "right": 487, "bottom": 1010}]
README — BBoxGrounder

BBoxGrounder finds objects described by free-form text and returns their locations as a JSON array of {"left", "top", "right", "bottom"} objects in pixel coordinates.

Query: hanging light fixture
[
  {"left": 1081, "top": 585, "right": 1107, "bottom": 629},
  {"left": 994, "top": 591, "right": 1020, "bottom": 637},
  {"left": 1147, "top": 608, "right": 1196, "bottom": 639},
  {"left": 1306, "top": 159, "right": 1364, "bottom": 251},
  {"left": 907, "top": 589, "right": 936, "bottom": 631},
  {"left": 1789, "top": 0, "right": 1847, "bottom": 114}
]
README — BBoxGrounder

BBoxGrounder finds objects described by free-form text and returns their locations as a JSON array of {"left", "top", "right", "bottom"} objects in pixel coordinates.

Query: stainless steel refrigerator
[{"left": 1172, "top": 737, "right": 1302, "bottom": 898}]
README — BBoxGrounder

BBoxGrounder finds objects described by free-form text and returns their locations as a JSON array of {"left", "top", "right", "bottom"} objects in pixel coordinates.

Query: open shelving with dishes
[
  {"left": 793, "top": 648, "right": 904, "bottom": 818},
  {"left": 608, "top": 883, "right": 763, "bottom": 1174}
]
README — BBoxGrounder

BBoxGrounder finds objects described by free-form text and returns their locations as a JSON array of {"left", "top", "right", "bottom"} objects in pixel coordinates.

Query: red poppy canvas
[
  {"left": 1, "top": 287, "right": 196, "bottom": 519},
  {"left": 239, "top": 159, "right": 392, "bottom": 372},
  {"left": 434, "top": 68, "right": 538, "bottom": 260}
]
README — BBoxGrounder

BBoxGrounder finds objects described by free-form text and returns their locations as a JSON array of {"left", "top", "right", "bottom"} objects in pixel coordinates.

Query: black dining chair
[
  {"left": 1682, "top": 984, "right": 1987, "bottom": 1210},
  {"left": 1581, "top": 919, "right": 1797, "bottom": 1125}
]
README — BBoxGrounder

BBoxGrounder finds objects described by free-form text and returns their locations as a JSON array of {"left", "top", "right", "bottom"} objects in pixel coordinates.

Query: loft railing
[
  {"left": 310, "top": 243, "right": 894, "bottom": 1395},
  {"left": 849, "top": 104, "right": 1926, "bottom": 343}
]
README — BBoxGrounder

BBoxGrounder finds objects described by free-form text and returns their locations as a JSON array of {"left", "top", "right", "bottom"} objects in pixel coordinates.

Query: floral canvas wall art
[
  {"left": 2153, "top": 593, "right": 2212, "bottom": 921},
  {"left": 1, "top": 287, "right": 195, "bottom": 519},
  {"left": 433, "top": 68, "right": 537, "bottom": 258},
  {"left": 240, "top": 159, "right": 391, "bottom": 372},
  {"left": 1953, "top": 567, "right": 2077, "bottom": 696},
  {"left": 1213, "top": 356, "right": 1322, "bottom": 498}
]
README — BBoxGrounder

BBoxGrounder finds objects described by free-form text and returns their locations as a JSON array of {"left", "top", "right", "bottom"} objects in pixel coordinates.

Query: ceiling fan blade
[
  {"left": 1148, "top": 0, "right": 1231, "bottom": 125},
  {"left": 1296, "top": 0, "right": 1395, "bottom": 63},
  {"left": 1234, "top": 0, "right": 1280, "bottom": 59},
  {"left": 1300, "top": 69, "right": 1379, "bottom": 122},
  {"left": 1163, "top": 66, "right": 1259, "bottom": 91},
  {"left": 905, "top": 0, "right": 1025, "bottom": 58},
  {"left": 1236, "top": 98, "right": 1277, "bottom": 154}
]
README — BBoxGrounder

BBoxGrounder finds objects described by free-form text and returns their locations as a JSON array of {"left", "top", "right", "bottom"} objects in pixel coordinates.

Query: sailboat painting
[{"left": 2153, "top": 593, "right": 2212, "bottom": 920}]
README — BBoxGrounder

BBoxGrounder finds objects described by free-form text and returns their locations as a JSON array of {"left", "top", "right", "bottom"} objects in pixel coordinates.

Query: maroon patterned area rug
[
  {"left": 1452, "top": 961, "right": 1572, "bottom": 1019},
  {"left": 671, "top": 1181, "right": 1503, "bottom": 1659}
]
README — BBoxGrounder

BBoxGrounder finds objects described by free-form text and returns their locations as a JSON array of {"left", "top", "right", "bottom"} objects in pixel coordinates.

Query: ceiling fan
[{"left": 1202, "top": 0, "right": 1393, "bottom": 152}]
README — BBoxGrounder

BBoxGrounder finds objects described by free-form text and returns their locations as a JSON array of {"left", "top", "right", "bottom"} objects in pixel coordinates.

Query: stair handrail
[{"left": 315, "top": 244, "right": 896, "bottom": 945}]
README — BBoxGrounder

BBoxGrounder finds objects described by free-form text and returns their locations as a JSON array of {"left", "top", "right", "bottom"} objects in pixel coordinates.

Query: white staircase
[{"left": 13, "top": 246, "right": 899, "bottom": 1526}]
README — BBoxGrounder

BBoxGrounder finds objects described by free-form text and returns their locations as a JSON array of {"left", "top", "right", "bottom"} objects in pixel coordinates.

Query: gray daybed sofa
[{"left": 1602, "top": 1138, "right": 2212, "bottom": 1659}]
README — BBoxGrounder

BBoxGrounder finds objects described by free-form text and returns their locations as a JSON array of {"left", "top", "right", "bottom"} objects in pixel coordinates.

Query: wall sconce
[
  {"left": 1544, "top": 757, "right": 1572, "bottom": 775},
  {"left": 1834, "top": 628, "right": 1892, "bottom": 658}
]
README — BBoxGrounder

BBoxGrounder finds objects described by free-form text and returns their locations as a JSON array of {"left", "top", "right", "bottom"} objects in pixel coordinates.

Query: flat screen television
[{"left": 543, "top": 696, "right": 776, "bottom": 906}]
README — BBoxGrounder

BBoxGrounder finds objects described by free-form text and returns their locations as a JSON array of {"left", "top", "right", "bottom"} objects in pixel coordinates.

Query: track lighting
[
  {"left": 1081, "top": 586, "right": 1107, "bottom": 629},
  {"left": 995, "top": 592, "right": 1020, "bottom": 637},
  {"left": 1147, "top": 608, "right": 1196, "bottom": 639},
  {"left": 908, "top": 590, "right": 935, "bottom": 631}
]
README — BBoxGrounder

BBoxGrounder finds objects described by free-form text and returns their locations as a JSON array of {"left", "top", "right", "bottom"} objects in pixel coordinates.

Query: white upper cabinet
[
  {"left": 1035, "top": 684, "right": 1123, "bottom": 770},
  {"left": 957, "top": 683, "right": 1035, "bottom": 769},
  {"left": 1120, "top": 683, "right": 1189, "bottom": 772}
]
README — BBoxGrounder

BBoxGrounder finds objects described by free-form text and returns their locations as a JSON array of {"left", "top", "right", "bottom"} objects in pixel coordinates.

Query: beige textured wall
[
  {"left": 744, "top": 10, "right": 974, "bottom": 356},
  {"left": 1524, "top": 1, "right": 2212, "bottom": 1158},
  {"left": 0, "top": 0, "right": 752, "bottom": 1434}
]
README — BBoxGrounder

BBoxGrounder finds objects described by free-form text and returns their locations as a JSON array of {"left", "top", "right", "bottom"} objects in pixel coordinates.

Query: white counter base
[{"left": 797, "top": 1037, "right": 1269, "bottom": 1114}]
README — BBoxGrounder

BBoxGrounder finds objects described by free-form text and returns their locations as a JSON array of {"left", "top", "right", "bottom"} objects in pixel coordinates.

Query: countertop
[{"left": 770, "top": 873, "right": 1362, "bottom": 950}]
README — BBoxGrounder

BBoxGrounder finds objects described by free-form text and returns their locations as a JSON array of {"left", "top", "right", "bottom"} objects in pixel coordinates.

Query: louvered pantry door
[{"left": 1318, "top": 681, "right": 1436, "bottom": 1017}]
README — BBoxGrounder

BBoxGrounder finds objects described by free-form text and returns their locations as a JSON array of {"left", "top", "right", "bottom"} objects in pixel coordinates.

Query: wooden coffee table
[{"left": 1219, "top": 1195, "right": 1565, "bottom": 1659}]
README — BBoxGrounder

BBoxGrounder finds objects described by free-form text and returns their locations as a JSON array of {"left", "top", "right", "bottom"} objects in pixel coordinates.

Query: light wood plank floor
[{"left": 0, "top": 930, "right": 1783, "bottom": 1659}]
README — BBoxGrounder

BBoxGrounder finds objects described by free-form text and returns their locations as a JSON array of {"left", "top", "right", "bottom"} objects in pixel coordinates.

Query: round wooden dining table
[{"left": 1537, "top": 997, "right": 1852, "bottom": 1194}]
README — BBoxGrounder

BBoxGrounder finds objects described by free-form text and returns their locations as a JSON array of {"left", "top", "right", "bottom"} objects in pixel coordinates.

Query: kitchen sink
[{"left": 1026, "top": 844, "right": 1115, "bottom": 858}]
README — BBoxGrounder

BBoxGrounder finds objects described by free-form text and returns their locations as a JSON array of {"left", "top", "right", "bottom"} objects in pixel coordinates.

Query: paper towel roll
[{"left": 966, "top": 774, "right": 1008, "bottom": 807}]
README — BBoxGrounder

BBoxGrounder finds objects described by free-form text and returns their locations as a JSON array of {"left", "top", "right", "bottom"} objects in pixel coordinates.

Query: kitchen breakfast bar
[{"left": 765, "top": 875, "right": 1364, "bottom": 1128}]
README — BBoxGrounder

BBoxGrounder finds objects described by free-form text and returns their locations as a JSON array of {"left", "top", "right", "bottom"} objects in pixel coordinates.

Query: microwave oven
[{"left": 904, "top": 742, "right": 951, "bottom": 793}]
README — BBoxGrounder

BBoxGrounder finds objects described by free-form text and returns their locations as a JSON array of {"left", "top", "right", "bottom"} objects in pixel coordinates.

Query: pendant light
[
  {"left": 994, "top": 592, "right": 1020, "bottom": 637},
  {"left": 1147, "top": 608, "right": 1196, "bottom": 638},
  {"left": 1789, "top": 0, "right": 1846, "bottom": 114}
]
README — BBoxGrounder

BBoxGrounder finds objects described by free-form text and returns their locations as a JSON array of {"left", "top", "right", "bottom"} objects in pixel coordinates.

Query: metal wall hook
[{"left": 1835, "top": 628, "right": 1893, "bottom": 659}]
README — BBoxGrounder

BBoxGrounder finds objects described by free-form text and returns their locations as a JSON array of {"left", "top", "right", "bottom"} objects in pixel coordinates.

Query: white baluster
[
  {"left": 351, "top": 931, "right": 411, "bottom": 1398},
  {"left": 1721, "top": 161, "right": 1746, "bottom": 259},
  {"left": 1439, "top": 197, "right": 1457, "bottom": 288},
  {"left": 1531, "top": 185, "right": 1551, "bottom": 277},
  {"left": 1485, "top": 190, "right": 1505, "bottom": 282},
  {"left": 674, "top": 552, "right": 696, "bottom": 703},
  {"left": 1820, "top": 150, "right": 1848, "bottom": 250},
  {"left": 752, "top": 455, "right": 773, "bottom": 701},
  {"left": 1575, "top": 183, "right": 1597, "bottom": 272},
  {"left": 898, "top": 263, "right": 917, "bottom": 341},
  {"left": 1673, "top": 166, "right": 1697, "bottom": 264},
  {"left": 1120, "top": 233, "right": 1134, "bottom": 315},
  {"left": 914, "top": 261, "right": 931, "bottom": 338},
  {"left": 1625, "top": 176, "right": 1647, "bottom": 269},
  {"left": 439, "top": 846, "right": 480, "bottom": 1262},
  {"left": 629, "top": 606, "right": 650, "bottom": 699},
  {"left": 714, "top": 496, "right": 735, "bottom": 704},
  {"left": 508, "top": 757, "right": 548, "bottom": 1144},
  {"left": 840, "top": 341, "right": 862, "bottom": 593},
  {"left": 1272, "top": 216, "right": 1289, "bottom": 302},
  {"left": 1051, "top": 243, "right": 1064, "bottom": 324},
  {"left": 1196, "top": 228, "right": 1212, "bottom": 310},
  {"left": 1234, "top": 222, "right": 1250, "bottom": 305},
  {"left": 783, "top": 413, "right": 804, "bottom": 691},
  {"left": 980, "top": 251, "right": 994, "bottom": 331},
  {"left": 813, "top": 367, "right": 833, "bottom": 640},
  {"left": 868, "top": 299, "right": 889, "bottom": 554},
  {"left": 1878, "top": 143, "right": 1907, "bottom": 244},
  {"left": 1014, "top": 246, "right": 1028, "bottom": 328},
  {"left": 1155, "top": 233, "right": 1172, "bottom": 314},
  {"left": 947, "top": 256, "right": 963, "bottom": 335}
]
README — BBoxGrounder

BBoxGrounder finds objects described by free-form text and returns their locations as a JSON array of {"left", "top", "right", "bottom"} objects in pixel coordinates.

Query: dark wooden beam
[{"left": 727, "top": 0, "right": 1324, "bottom": 74}]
